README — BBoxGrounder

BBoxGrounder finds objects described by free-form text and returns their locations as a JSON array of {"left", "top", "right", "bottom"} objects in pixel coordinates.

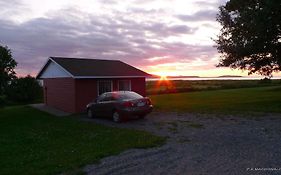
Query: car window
[
  {"left": 98, "top": 92, "right": 142, "bottom": 102},
  {"left": 97, "top": 94, "right": 106, "bottom": 102},
  {"left": 98, "top": 93, "right": 116, "bottom": 102},
  {"left": 117, "top": 92, "right": 143, "bottom": 100},
  {"left": 103, "top": 95, "right": 112, "bottom": 102},
  {"left": 111, "top": 93, "right": 120, "bottom": 100}
]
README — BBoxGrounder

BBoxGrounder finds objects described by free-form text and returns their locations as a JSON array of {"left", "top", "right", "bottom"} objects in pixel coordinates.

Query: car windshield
[{"left": 112, "top": 91, "right": 143, "bottom": 100}]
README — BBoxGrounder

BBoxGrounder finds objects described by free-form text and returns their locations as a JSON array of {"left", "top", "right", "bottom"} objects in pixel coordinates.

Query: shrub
[
  {"left": 0, "top": 95, "right": 7, "bottom": 107},
  {"left": 6, "top": 75, "right": 43, "bottom": 103},
  {"left": 259, "top": 77, "right": 272, "bottom": 84}
]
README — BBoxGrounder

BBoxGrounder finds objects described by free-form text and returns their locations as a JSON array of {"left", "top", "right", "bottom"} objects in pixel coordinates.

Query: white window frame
[
  {"left": 97, "top": 80, "right": 113, "bottom": 95},
  {"left": 117, "top": 80, "right": 131, "bottom": 91}
]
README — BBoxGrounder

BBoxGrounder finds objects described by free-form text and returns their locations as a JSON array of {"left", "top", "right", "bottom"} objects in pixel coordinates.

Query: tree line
[{"left": 0, "top": 45, "right": 42, "bottom": 106}]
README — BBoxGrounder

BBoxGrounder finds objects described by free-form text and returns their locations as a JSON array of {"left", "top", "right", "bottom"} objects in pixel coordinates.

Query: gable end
[{"left": 37, "top": 59, "right": 73, "bottom": 79}]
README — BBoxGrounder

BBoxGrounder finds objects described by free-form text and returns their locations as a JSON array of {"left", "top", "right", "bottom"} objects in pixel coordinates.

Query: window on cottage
[
  {"left": 118, "top": 80, "right": 131, "bottom": 91},
  {"left": 98, "top": 80, "right": 112, "bottom": 95}
]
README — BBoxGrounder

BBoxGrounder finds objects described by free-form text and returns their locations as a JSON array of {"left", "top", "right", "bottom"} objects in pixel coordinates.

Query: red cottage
[{"left": 36, "top": 57, "right": 150, "bottom": 113}]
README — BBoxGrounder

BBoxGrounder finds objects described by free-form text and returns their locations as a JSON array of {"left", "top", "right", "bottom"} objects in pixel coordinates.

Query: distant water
[{"left": 147, "top": 76, "right": 281, "bottom": 81}]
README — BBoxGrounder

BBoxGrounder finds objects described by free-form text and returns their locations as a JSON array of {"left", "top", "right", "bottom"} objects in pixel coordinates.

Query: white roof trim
[
  {"left": 40, "top": 61, "right": 71, "bottom": 78},
  {"left": 37, "top": 57, "right": 149, "bottom": 79},
  {"left": 74, "top": 76, "right": 147, "bottom": 79},
  {"left": 37, "top": 57, "right": 74, "bottom": 79},
  {"left": 49, "top": 57, "right": 74, "bottom": 78},
  {"left": 36, "top": 58, "right": 52, "bottom": 79}
]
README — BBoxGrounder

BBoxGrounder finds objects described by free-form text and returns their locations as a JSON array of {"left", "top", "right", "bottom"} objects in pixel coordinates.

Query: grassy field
[
  {"left": 146, "top": 79, "right": 281, "bottom": 95},
  {"left": 0, "top": 106, "right": 164, "bottom": 175},
  {"left": 1, "top": 81, "right": 280, "bottom": 174},
  {"left": 149, "top": 86, "right": 281, "bottom": 114}
]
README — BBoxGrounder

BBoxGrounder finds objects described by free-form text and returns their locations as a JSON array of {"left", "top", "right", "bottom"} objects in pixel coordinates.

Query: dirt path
[{"left": 81, "top": 112, "right": 281, "bottom": 175}]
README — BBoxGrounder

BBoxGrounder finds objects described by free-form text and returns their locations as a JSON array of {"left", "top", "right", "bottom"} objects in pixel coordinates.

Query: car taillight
[{"left": 123, "top": 101, "right": 134, "bottom": 107}]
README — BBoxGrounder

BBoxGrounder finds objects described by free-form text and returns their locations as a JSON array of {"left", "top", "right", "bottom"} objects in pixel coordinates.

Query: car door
[
  {"left": 92, "top": 94, "right": 106, "bottom": 117},
  {"left": 98, "top": 93, "right": 116, "bottom": 118}
]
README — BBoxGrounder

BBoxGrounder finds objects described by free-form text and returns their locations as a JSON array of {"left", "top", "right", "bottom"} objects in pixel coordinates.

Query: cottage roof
[{"left": 36, "top": 57, "right": 150, "bottom": 79}]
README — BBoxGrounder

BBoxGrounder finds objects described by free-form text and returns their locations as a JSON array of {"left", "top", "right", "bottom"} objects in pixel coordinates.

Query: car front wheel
[{"left": 112, "top": 111, "right": 121, "bottom": 122}]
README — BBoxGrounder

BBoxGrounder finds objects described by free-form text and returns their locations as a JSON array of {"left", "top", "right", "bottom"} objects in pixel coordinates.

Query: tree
[
  {"left": 0, "top": 45, "right": 17, "bottom": 95},
  {"left": 6, "top": 75, "right": 43, "bottom": 103},
  {"left": 215, "top": 0, "right": 281, "bottom": 77}
]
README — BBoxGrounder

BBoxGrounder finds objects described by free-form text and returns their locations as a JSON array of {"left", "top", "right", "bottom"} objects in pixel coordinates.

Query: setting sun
[{"left": 160, "top": 75, "right": 168, "bottom": 80}]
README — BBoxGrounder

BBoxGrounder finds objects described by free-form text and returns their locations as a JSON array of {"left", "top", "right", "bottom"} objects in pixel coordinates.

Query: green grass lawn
[
  {"left": 0, "top": 106, "right": 165, "bottom": 175},
  {"left": 146, "top": 79, "right": 281, "bottom": 95},
  {"left": 150, "top": 86, "right": 281, "bottom": 114},
  {"left": 1, "top": 85, "right": 280, "bottom": 174}
]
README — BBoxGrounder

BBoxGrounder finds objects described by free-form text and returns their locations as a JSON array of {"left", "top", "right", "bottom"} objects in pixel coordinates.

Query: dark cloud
[
  {"left": 130, "top": 0, "right": 159, "bottom": 4},
  {"left": 127, "top": 7, "right": 166, "bottom": 15},
  {"left": 0, "top": 6, "right": 218, "bottom": 76},
  {"left": 194, "top": 0, "right": 228, "bottom": 8},
  {"left": 176, "top": 9, "right": 218, "bottom": 22},
  {"left": 141, "top": 23, "right": 195, "bottom": 37},
  {"left": 96, "top": 0, "right": 118, "bottom": 5},
  {"left": 0, "top": 0, "right": 29, "bottom": 20}
]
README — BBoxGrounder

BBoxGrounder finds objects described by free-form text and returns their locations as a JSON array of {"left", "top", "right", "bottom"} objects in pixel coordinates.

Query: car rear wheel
[
  {"left": 87, "top": 109, "right": 94, "bottom": 118},
  {"left": 112, "top": 111, "right": 121, "bottom": 122}
]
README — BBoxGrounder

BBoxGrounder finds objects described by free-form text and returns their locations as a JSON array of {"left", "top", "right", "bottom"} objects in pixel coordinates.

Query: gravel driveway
[{"left": 80, "top": 112, "right": 281, "bottom": 175}]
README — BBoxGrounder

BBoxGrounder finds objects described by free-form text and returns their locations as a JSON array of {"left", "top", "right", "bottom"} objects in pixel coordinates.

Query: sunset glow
[
  {"left": 160, "top": 75, "right": 168, "bottom": 81},
  {"left": 0, "top": 0, "right": 280, "bottom": 77}
]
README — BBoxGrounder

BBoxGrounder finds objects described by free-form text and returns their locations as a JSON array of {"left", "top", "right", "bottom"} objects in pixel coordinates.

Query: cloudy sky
[{"left": 0, "top": 0, "right": 256, "bottom": 77}]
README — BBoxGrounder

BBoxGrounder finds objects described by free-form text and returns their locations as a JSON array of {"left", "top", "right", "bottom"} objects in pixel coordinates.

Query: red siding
[
  {"left": 112, "top": 78, "right": 145, "bottom": 96},
  {"left": 75, "top": 79, "right": 98, "bottom": 113},
  {"left": 131, "top": 78, "right": 146, "bottom": 96},
  {"left": 75, "top": 78, "right": 146, "bottom": 113},
  {"left": 112, "top": 79, "right": 118, "bottom": 91},
  {"left": 44, "top": 77, "right": 146, "bottom": 113},
  {"left": 43, "top": 78, "right": 76, "bottom": 113}
]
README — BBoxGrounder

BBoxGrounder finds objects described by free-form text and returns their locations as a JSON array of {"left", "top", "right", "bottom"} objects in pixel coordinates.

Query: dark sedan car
[{"left": 86, "top": 91, "right": 153, "bottom": 122}]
